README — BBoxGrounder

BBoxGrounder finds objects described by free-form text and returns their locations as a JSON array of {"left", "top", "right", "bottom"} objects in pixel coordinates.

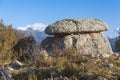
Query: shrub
[
  {"left": 28, "top": 74, "right": 37, "bottom": 80},
  {"left": 13, "top": 35, "right": 40, "bottom": 63}
]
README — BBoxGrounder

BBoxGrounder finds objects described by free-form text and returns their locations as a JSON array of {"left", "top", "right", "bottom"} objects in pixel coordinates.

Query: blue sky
[{"left": 0, "top": 0, "right": 120, "bottom": 37}]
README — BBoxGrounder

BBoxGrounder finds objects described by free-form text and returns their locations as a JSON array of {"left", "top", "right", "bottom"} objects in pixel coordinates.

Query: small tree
[
  {"left": 115, "top": 28, "right": 120, "bottom": 51},
  {"left": 0, "top": 20, "right": 18, "bottom": 64}
]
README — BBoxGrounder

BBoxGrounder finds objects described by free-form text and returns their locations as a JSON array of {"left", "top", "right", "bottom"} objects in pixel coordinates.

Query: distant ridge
[{"left": 16, "top": 22, "right": 48, "bottom": 42}]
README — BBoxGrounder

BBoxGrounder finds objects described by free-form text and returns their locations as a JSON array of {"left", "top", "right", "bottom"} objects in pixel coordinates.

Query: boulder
[
  {"left": 45, "top": 19, "right": 109, "bottom": 35},
  {"left": 9, "top": 60, "right": 23, "bottom": 70},
  {"left": 41, "top": 18, "right": 113, "bottom": 57},
  {"left": 0, "top": 69, "right": 12, "bottom": 80}
]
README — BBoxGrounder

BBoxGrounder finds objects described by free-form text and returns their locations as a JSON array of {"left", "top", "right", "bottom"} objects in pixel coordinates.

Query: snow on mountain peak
[
  {"left": 116, "top": 27, "right": 120, "bottom": 31},
  {"left": 17, "top": 22, "right": 47, "bottom": 31}
]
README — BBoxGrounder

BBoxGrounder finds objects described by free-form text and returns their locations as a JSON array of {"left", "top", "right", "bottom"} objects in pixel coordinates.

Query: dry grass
[{"left": 1, "top": 48, "right": 120, "bottom": 80}]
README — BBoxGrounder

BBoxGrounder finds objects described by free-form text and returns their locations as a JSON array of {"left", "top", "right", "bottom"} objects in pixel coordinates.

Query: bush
[{"left": 13, "top": 35, "right": 40, "bottom": 63}]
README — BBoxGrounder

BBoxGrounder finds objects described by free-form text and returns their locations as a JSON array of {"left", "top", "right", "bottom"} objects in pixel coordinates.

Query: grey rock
[
  {"left": 9, "top": 60, "right": 22, "bottom": 70},
  {"left": 0, "top": 70, "right": 12, "bottom": 80},
  {"left": 91, "top": 53, "right": 95, "bottom": 58},
  {"left": 41, "top": 18, "right": 113, "bottom": 57},
  {"left": 41, "top": 33, "right": 113, "bottom": 57},
  {"left": 81, "top": 63, "right": 84, "bottom": 66},
  {"left": 107, "top": 64, "right": 114, "bottom": 69},
  {"left": 45, "top": 18, "right": 109, "bottom": 35},
  {"left": 26, "top": 69, "right": 35, "bottom": 74}
]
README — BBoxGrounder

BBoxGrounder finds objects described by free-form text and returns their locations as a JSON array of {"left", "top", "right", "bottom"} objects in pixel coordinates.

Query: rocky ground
[{"left": 0, "top": 52, "right": 120, "bottom": 80}]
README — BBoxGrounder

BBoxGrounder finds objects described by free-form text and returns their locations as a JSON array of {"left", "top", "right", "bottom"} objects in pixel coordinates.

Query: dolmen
[{"left": 41, "top": 18, "right": 113, "bottom": 57}]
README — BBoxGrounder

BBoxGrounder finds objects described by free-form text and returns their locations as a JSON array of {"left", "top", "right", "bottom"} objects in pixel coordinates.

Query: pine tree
[{"left": 0, "top": 21, "right": 18, "bottom": 64}]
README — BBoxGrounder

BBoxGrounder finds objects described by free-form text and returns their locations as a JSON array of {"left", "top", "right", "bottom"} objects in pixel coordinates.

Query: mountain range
[{"left": 16, "top": 22, "right": 48, "bottom": 42}]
